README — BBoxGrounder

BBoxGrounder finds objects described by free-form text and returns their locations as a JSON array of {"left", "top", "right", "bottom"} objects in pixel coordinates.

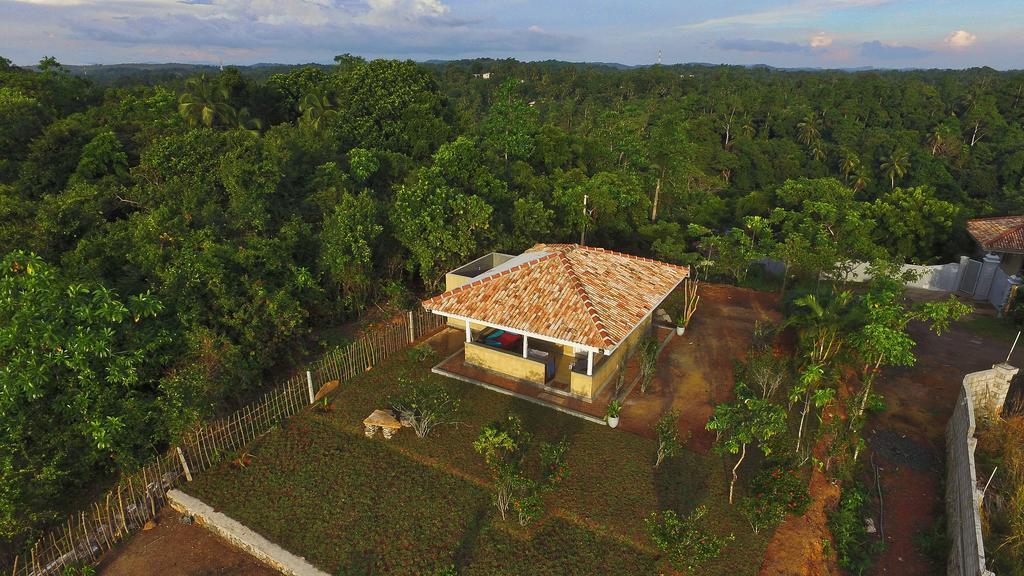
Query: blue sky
[{"left": 1, "top": 0, "right": 1021, "bottom": 68}]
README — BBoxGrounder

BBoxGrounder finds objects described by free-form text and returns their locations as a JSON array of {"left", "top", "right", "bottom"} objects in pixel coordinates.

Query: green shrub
[
  {"left": 828, "top": 483, "right": 880, "bottom": 573},
  {"left": 739, "top": 460, "right": 810, "bottom": 533},
  {"left": 389, "top": 377, "right": 460, "bottom": 438},
  {"left": 646, "top": 506, "right": 733, "bottom": 574}
]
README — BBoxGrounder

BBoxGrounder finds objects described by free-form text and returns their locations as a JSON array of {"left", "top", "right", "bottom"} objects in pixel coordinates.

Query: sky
[{"left": 1, "top": 0, "right": 1021, "bottom": 69}]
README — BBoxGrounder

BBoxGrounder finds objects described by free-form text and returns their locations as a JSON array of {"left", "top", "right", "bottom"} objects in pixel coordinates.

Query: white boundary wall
[{"left": 945, "top": 363, "right": 1018, "bottom": 576}]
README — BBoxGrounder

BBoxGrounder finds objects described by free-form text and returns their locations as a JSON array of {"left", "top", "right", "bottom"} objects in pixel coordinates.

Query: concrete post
[
  {"left": 974, "top": 253, "right": 1002, "bottom": 301},
  {"left": 306, "top": 371, "right": 315, "bottom": 404},
  {"left": 955, "top": 255, "right": 970, "bottom": 292},
  {"left": 407, "top": 311, "right": 415, "bottom": 343}
]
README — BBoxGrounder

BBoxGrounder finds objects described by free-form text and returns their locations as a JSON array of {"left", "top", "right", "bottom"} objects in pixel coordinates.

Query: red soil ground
[
  {"left": 96, "top": 508, "right": 281, "bottom": 576},
  {"left": 866, "top": 298, "right": 1019, "bottom": 576}
]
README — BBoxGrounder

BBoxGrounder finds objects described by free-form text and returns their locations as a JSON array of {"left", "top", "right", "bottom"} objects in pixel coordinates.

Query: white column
[
  {"left": 523, "top": 334, "right": 529, "bottom": 358},
  {"left": 465, "top": 322, "right": 472, "bottom": 343},
  {"left": 586, "top": 350, "right": 594, "bottom": 376}
]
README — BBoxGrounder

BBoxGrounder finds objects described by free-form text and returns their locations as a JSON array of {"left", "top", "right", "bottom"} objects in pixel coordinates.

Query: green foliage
[
  {"left": 388, "top": 378, "right": 460, "bottom": 439},
  {"left": 473, "top": 415, "right": 569, "bottom": 526},
  {"left": 738, "top": 460, "right": 811, "bottom": 534},
  {"left": 827, "top": 483, "right": 881, "bottom": 573},
  {"left": 0, "top": 251, "right": 166, "bottom": 537},
  {"left": 654, "top": 410, "right": 685, "bottom": 468},
  {"left": 638, "top": 336, "right": 659, "bottom": 393},
  {"left": 646, "top": 506, "right": 734, "bottom": 574}
]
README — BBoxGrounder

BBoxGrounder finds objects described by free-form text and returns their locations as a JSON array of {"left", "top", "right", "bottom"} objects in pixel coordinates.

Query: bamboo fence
[{"left": 5, "top": 307, "right": 445, "bottom": 576}]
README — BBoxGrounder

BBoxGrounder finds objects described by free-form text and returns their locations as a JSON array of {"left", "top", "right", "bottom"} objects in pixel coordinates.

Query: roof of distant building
[{"left": 967, "top": 215, "right": 1024, "bottom": 254}]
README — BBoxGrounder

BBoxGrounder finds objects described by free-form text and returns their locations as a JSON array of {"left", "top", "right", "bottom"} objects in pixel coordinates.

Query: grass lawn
[
  {"left": 961, "top": 313, "right": 1020, "bottom": 344},
  {"left": 185, "top": 346, "right": 772, "bottom": 575}
]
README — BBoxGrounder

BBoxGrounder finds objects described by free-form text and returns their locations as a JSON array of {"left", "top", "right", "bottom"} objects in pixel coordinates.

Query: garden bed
[{"left": 185, "top": 344, "right": 772, "bottom": 574}]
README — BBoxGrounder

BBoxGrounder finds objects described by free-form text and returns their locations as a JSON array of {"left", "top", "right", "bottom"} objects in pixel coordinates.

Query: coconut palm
[
  {"left": 839, "top": 149, "right": 860, "bottom": 184},
  {"left": 880, "top": 147, "right": 911, "bottom": 190},
  {"left": 797, "top": 112, "right": 821, "bottom": 146},
  {"left": 852, "top": 167, "right": 870, "bottom": 194},
  {"left": 224, "top": 106, "right": 262, "bottom": 134},
  {"left": 177, "top": 74, "right": 234, "bottom": 128},
  {"left": 299, "top": 90, "right": 337, "bottom": 131}
]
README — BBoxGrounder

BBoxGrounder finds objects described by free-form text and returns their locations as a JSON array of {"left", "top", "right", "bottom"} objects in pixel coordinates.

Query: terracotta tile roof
[
  {"left": 967, "top": 216, "right": 1024, "bottom": 254},
  {"left": 422, "top": 244, "right": 689, "bottom": 350}
]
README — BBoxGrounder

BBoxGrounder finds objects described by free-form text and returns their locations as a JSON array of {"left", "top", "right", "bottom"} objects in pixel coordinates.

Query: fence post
[
  {"left": 408, "top": 310, "right": 416, "bottom": 343},
  {"left": 306, "top": 371, "right": 315, "bottom": 404},
  {"left": 176, "top": 447, "right": 193, "bottom": 482}
]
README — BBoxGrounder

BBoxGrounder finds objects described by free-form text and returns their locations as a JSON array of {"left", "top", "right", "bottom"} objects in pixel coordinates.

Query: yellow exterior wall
[
  {"left": 464, "top": 341, "right": 547, "bottom": 385},
  {"left": 570, "top": 313, "right": 654, "bottom": 400}
]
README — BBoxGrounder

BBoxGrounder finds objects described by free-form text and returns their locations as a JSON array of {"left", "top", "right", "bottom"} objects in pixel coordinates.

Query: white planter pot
[
  {"left": 676, "top": 325, "right": 686, "bottom": 336},
  {"left": 607, "top": 416, "right": 620, "bottom": 428}
]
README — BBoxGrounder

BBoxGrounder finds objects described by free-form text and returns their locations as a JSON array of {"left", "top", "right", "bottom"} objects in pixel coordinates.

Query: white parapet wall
[
  {"left": 945, "top": 363, "right": 1019, "bottom": 576},
  {"left": 167, "top": 490, "right": 329, "bottom": 576}
]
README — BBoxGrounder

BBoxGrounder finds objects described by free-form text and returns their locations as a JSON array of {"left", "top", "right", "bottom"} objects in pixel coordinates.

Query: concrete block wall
[{"left": 946, "top": 363, "right": 1018, "bottom": 576}]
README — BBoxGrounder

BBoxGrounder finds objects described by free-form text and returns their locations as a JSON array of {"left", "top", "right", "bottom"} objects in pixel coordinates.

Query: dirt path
[
  {"left": 866, "top": 306, "right": 1021, "bottom": 576},
  {"left": 621, "top": 283, "right": 782, "bottom": 450},
  {"left": 97, "top": 509, "right": 281, "bottom": 576},
  {"left": 759, "top": 466, "right": 841, "bottom": 576}
]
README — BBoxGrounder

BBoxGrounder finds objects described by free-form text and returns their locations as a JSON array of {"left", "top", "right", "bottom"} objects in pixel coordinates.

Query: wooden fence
[{"left": 5, "top": 307, "right": 445, "bottom": 576}]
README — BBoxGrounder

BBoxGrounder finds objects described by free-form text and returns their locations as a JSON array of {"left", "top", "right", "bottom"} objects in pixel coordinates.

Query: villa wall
[
  {"left": 570, "top": 312, "right": 653, "bottom": 399},
  {"left": 464, "top": 341, "right": 547, "bottom": 385},
  {"left": 946, "top": 362, "right": 1019, "bottom": 576}
]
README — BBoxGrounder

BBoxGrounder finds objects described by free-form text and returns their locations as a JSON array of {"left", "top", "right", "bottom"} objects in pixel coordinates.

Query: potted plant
[{"left": 606, "top": 399, "right": 622, "bottom": 428}]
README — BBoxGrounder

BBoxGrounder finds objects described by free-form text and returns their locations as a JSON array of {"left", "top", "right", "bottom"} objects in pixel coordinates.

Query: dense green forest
[{"left": 2, "top": 53, "right": 1023, "bottom": 551}]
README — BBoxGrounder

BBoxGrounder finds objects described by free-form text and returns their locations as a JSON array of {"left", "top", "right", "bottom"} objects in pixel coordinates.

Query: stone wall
[{"left": 946, "top": 363, "right": 1019, "bottom": 576}]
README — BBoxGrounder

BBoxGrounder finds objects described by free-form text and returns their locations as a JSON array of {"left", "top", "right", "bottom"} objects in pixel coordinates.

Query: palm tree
[
  {"left": 178, "top": 74, "right": 234, "bottom": 128},
  {"left": 839, "top": 149, "right": 860, "bottom": 184},
  {"left": 852, "top": 167, "right": 870, "bottom": 194},
  {"left": 783, "top": 291, "right": 853, "bottom": 451},
  {"left": 224, "top": 106, "right": 262, "bottom": 134},
  {"left": 880, "top": 147, "right": 911, "bottom": 190},
  {"left": 810, "top": 140, "right": 827, "bottom": 163},
  {"left": 299, "top": 90, "right": 337, "bottom": 131},
  {"left": 797, "top": 112, "right": 821, "bottom": 146}
]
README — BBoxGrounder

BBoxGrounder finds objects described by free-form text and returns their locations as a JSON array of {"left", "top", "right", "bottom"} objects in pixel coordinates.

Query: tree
[
  {"left": 482, "top": 78, "right": 537, "bottom": 164},
  {"left": 706, "top": 384, "right": 788, "bottom": 504},
  {"left": 473, "top": 415, "right": 568, "bottom": 526},
  {"left": 783, "top": 291, "right": 851, "bottom": 451},
  {"left": 0, "top": 251, "right": 165, "bottom": 538},
  {"left": 646, "top": 506, "right": 733, "bottom": 574},
  {"left": 797, "top": 111, "right": 822, "bottom": 147},
  {"left": 391, "top": 140, "right": 494, "bottom": 290},
  {"left": 654, "top": 410, "right": 684, "bottom": 467},
  {"left": 880, "top": 147, "right": 910, "bottom": 190},
  {"left": 298, "top": 89, "right": 337, "bottom": 131},
  {"left": 319, "top": 190, "right": 382, "bottom": 312},
  {"left": 847, "top": 266, "right": 972, "bottom": 426},
  {"left": 870, "top": 186, "right": 957, "bottom": 261},
  {"left": 638, "top": 337, "right": 660, "bottom": 393},
  {"left": 389, "top": 378, "right": 460, "bottom": 438},
  {"left": 178, "top": 74, "right": 234, "bottom": 128}
]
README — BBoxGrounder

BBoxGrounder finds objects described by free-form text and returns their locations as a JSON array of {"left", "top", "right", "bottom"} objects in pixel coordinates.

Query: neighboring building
[
  {"left": 422, "top": 244, "right": 689, "bottom": 402},
  {"left": 967, "top": 215, "right": 1024, "bottom": 275},
  {"left": 962, "top": 216, "right": 1024, "bottom": 312}
]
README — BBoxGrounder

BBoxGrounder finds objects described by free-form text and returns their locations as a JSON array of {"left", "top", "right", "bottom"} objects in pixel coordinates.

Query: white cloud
[
  {"left": 810, "top": 32, "right": 832, "bottom": 48},
  {"left": 680, "top": 0, "right": 892, "bottom": 30},
  {"left": 364, "top": 0, "right": 449, "bottom": 25},
  {"left": 945, "top": 29, "right": 977, "bottom": 48}
]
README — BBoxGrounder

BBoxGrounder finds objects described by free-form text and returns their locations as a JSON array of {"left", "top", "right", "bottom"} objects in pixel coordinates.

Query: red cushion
[{"left": 496, "top": 332, "right": 521, "bottom": 347}]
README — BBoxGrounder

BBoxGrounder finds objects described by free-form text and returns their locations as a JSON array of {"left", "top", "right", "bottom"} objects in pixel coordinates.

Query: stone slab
[
  {"left": 363, "top": 409, "right": 401, "bottom": 429},
  {"left": 167, "top": 489, "right": 329, "bottom": 576}
]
